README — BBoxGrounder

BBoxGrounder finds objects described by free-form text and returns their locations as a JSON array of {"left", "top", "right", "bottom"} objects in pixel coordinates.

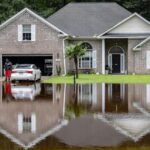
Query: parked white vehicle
[
  {"left": 11, "top": 64, "right": 41, "bottom": 81},
  {"left": 11, "top": 82, "right": 41, "bottom": 100}
]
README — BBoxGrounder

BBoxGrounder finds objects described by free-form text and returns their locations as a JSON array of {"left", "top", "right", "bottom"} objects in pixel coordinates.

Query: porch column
[
  {"left": 102, "top": 39, "right": 105, "bottom": 74},
  {"left": 0, "top": 54, "right": 2, "bottom": 77}
]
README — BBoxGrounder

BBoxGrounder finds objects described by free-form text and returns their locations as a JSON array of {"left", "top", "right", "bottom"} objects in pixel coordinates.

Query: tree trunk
[{"left": 74, "top": 57, "right": 78, "bottom": 79}]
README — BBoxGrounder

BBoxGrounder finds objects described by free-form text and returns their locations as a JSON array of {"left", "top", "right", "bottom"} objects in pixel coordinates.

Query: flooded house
[{"left": 0, "top": 3, "right": 149, "bottom": 76}]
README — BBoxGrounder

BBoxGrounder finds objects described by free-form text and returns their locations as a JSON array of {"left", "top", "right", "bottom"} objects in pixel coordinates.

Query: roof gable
[
  {"left": 0, "top": 8, "right": 67, "bottom": 35},
  {"left": 47, "top": 2, "right": 131, "bottom": 37},
  {"left": 133, "top": 36, "right": 150, "bottom": 51},
  {"left": 99, "top": 13, "right": 150, "bottom": 37}
]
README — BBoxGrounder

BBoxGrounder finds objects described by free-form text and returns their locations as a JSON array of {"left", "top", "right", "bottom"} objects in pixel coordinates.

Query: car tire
[{"left": 39, "top": 75, "right": 41, "bottom": 81}]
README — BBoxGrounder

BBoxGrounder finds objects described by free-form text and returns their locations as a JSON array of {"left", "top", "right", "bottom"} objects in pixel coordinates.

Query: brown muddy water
[{"left": 1, "top": 82, "right": 150, "bottom": 150}]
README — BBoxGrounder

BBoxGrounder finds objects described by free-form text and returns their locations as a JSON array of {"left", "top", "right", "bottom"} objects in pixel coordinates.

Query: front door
[{"left": 112, "top": 54, "right": 120, "bottom": 73}]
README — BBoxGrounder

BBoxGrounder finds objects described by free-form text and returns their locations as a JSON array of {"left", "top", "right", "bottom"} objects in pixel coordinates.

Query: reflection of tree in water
[
  {"left": 65, "top": 84, "right": 91, "bottom": 119},
  {"left": 56, "top": 84, "right": 61, "bottom": 103}
]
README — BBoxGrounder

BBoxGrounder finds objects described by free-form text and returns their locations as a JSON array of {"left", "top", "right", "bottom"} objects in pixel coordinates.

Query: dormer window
[
  {"left": 18, "top": 24, "right": 36, "bottom": 41},
  {"left": 23, "top": 24, "right": 31, "bottom": 41}
]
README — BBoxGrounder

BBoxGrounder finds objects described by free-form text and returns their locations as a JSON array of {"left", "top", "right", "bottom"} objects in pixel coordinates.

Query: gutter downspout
[{"left": 63, "top": 37, "right": 68, "bottom": 75}]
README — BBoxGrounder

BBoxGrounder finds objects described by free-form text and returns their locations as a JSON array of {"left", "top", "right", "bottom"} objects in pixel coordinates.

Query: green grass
[{"left": 44, "top": 74, "right": 150, "bottom": 84}]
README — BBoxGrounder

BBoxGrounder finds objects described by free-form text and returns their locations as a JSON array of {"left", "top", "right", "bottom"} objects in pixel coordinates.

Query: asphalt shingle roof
[{"left": 47, "top": 2, "right": 131, "bottom": 37}]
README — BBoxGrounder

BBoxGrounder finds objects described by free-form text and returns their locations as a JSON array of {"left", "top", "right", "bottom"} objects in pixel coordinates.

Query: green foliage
[
  {"left": 44, "top": 74, "right": 150, "bottom": 84},
  {"left": 65, "top": 42, "right": 86, "bottom": 59},
  {"left": 65, "top": 42, "right": 86, "bottom": 78}
]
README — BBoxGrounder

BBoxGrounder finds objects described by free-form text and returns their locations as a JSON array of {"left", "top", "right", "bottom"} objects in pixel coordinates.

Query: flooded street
[{"left": 1, "top": 82, "right": 150, "bottom": 149}]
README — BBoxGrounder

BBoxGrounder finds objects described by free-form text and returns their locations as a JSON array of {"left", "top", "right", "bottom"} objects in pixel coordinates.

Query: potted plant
[{"left": 105, "top": 65, "right": 110, "bottom": 74}]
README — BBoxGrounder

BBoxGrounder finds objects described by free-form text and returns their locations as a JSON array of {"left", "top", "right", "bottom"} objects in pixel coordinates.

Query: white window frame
[
  {"left": 92, "top": 50, "right": 97, "bottom": 68},
  {"left": 18, "top": 113, "right": 36, "bottom": 133},
  {"left": 78, "top": 84, "right": 97, "bottom": 105},
  {"left": 18, "top": 24, "right": 36, "bottom": 41},
  {"left": 146, "top": 84, "right": 150, "bottom": 103},
  {"left": 120, "top": 54, "right": 125, "bottom": 73},
  {"left": 146, "top": 51, "right": 150, "bottom": 69},
  {"left": 22, "top": 24, "right": 32, "bottom": 41},
  {"left": 79, "top": 50, "right": 97, "bottom": 69}
]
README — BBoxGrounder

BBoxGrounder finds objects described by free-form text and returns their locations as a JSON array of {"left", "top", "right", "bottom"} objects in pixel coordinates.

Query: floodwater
[{"left": 1, "top": 82, "right": 150, "bottom": 149}]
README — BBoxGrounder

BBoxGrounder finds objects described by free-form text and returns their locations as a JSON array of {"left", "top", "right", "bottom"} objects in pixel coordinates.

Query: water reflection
[
  {"left": 60, "top": 83, "right": 150, "bottom": 147},
  {"left": 0, "top": 82, "right": 67, "bottom": 149},
  {"left": 0, "top": 83, "right": 150, "bottom": 149},
  {"left": 11, "top": 82, "right": 41, "bottom": 100},
  {"left": 106, "top": 84, "right": 128, "bottom": 113}
]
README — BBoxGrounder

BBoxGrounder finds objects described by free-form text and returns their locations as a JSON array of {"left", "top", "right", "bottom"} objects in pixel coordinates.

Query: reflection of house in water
[
  {"left": 95, "top": 84, "right": 150, "bottom": 143},
  {"left": 65, "top": 84, "right": 101, "bottom": 112},
  {"left": 65, "top": 83, "right": 129, "bottom": 113},
  {"left": 128, "top": 84, "right": 150, "bottom": 113},
  {"left": 106, "top": 84, "right": 128, "bottom": 113},
  {"left": 1, "top": 82, "right": 150, "bottom": 148},
  {"left": 95, "top": 113, "right": 150, "bottom": 142},
  {"left": 0, "top": 83, "right": 67, "bottom": 149},
  {"left": 64, "top": 82, "right": 150, "bottom": 145},
  {"left": 65, "top": 83, "right": 150, "bottom": 114}
]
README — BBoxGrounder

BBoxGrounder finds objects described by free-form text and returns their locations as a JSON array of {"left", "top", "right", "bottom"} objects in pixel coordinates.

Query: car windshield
[{"left": 15, "top": 64, "right": 32, "bottom": 69}]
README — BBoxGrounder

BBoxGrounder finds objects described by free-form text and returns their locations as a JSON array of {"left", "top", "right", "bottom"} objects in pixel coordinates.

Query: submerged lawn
[{"left": 44, "top": 74, "right": 150, "bottom": 84}]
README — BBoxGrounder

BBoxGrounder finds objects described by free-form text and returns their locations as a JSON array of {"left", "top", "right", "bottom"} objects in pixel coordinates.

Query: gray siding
[
  {"left": 128, "top": 39, "right": 150, "bottom": 74},
  {"left": 0, "top": 12, "right": 64, "bottom": 75},
  {"left": 66, "top": 39, "right": 102, "bottom": 74}
]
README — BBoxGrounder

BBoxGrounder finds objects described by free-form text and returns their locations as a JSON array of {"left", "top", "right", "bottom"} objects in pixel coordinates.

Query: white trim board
[
  {"left": 100, "top": 36, "right": 149, "bottom": 39},
  {"left": 98, "top": 13, "right": 150, "bottom": 37},
  {"left": 0, "top": 8, "right": 68, "bottom": 36}
]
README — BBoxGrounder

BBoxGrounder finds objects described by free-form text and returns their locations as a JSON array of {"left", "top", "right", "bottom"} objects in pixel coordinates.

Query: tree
[{"left": 65, "top": 42, "right": 86, "bottom": 78}]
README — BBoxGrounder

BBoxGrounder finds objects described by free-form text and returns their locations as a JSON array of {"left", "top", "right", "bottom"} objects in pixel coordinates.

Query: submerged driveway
[{"left": 54, "top": 115, "right": 130, "bottom": 147}]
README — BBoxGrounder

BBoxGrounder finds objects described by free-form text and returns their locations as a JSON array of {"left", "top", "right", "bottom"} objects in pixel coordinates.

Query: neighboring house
[{"left": 0, "top": 2, "right": 150, "bottom": 76}]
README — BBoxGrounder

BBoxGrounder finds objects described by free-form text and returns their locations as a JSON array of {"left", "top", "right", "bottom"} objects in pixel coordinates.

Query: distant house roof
[{"left": 47, "top": 2, "right": 131, "bottom": 37}]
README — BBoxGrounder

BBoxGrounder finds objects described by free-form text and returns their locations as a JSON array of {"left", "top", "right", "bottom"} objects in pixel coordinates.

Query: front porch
[
  {"left": 102, "top": 39, "right": 128, "bottom": 74},
  {"left": 67, "top": 39, "right": 128, "bottom": 75}
]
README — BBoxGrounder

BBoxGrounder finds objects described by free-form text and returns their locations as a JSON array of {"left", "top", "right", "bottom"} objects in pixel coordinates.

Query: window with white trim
[
  {"left": 18, "top": 113, "right": 36, "bottom": 133},
  {"left": 147, "top": 84, "right": 150, "bottom": 103},
  {"left": 18, "top": 24, "right": 36, "bottom": 41},
  {"left": 79, "top": 50, "right": 92, "bottom": 68},
  {"left": 78, "top": 84, "right": 97, "bottom": 105},
  {"left": 79, "top": 43, "right": 96, "bottom": 69},
  {"left": 23, "top": 24, "right": 31, "bottom": 41},
  {"left": 146, "top": 51, "right": 150, "bottom": 69}
]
